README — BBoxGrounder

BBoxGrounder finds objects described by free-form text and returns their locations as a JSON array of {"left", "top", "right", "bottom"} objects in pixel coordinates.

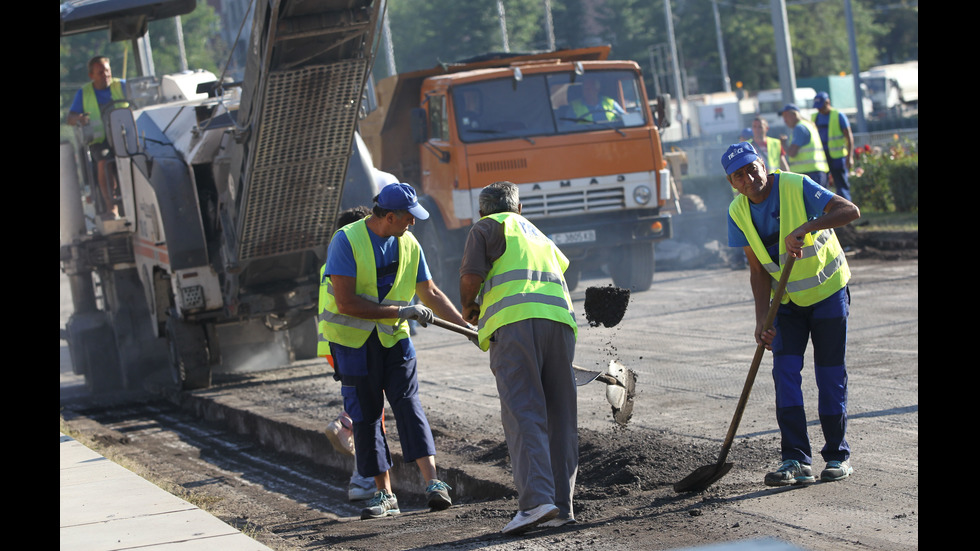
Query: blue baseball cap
[
  {"left": 777, "top": 103, "right": 799, "bottom": 115},
  {"left": 813, "top": 91, "right": 829, "bottom": 108},
  {"left": 740, "top": 127, "right": 753, "bottom": 139},
  {"left": 721, "top": 142, "right": 761, "bottom": 176},
  {"left": 376, "top": 182, "right": 429, "bottom": 220}
]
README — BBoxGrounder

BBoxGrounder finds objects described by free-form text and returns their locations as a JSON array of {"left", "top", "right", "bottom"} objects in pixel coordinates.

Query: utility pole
[
  {"left": 844, "top": 0, "right": 868, "bottom": 133},
  {"left": 712, "top": 0, "right": 731, "bottom": 93},
  {"left": 543, "top": 0, "right": 556, "bottom": 51},
  {"left": 664, "top": 0, "right": 685, "bottom": 137},
  {"left": 497, "top": 0, "right": 510, "bottom": 52},
  {"left": 770, "top": 0, "right": 797, "bottom": 106},
  {"left": 381, "top": 0, "right": 396, "bottom": 76}
]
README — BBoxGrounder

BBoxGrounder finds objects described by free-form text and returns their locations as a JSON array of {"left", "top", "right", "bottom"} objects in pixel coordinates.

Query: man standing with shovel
[
  {"left": 722, "top": 142, "right": 860, "bottom": 487},
  {"left": 459, "top": 181, "right": 579, "bottom": 534}
]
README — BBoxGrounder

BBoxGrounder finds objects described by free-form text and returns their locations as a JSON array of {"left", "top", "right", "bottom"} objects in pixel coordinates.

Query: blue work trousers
[
  {"left": 771, "top": 286, "right": 851, "bottom": 465},
  {"left": 335, "top": 331, "right": 436, "bottom": 479}
]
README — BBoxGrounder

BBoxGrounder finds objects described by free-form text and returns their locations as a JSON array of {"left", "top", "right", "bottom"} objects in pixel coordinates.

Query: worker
[
  {"left": 319, "top": 205, "right": 378, "bottom": 503},
  {"left": 565, "top": 77, "right": 625, "bottom": 123},
  {"left": 811, "top": 92, "right": 855, "bottom": 202},
  {"left": 320, "top": 183, "right": 469, "bottom": 520},
  {"left": 720, "top": 142, "right": 860, "bottom": 487},
  {"left": 459, "top": 181, "right": 579, "bottom": 535},
  {"left": 778, "top": 104, "right": 830, "bottom": 188},
  {"left": 67, "top": 56, "right": 128, "bottom": 220},
  {"left": 750, "top": 116, "right": 789, "bottom": 172}
]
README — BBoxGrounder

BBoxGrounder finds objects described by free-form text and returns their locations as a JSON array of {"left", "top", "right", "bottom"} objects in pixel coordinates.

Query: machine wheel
[
  {"left": 610, "top": 242, "right": 655, "bottom": 293},
  {"left": 166, "top": 310, "right": 212, "bottom": 390},
  {"left": 415, "top": 211, "right": 461, "bottom": 308}
]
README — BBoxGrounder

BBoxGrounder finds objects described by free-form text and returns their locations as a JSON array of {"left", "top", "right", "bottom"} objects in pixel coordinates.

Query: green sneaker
[
  {"left": 820, "top": 460, "right": 853, "bottom": 482},
  {"left": 360, "top": 490, "right": 400, "bottom": 520},
  {"left": 425, "top": 479, "right": 452, "bottom": 510},
  {"left": 764, "top": 459, "right": 815, "bottom": 487}
]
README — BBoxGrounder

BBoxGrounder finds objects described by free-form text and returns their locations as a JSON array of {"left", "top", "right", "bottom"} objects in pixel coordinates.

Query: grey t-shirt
[{"left": 459, "top": 217, "right": 508, "bottom": 281}]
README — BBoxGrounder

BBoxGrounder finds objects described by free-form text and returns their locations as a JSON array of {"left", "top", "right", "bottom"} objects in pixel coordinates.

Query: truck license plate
[{"left": 550, "top": 229, "right": 596, "bottom": 244}]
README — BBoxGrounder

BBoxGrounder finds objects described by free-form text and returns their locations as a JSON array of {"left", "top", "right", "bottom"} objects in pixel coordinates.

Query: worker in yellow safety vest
[
  {"left": 320, "top": 183, "right": 470, "bottom": 521},
  {"left": 778, "top": 103, "right": 830, "bottom": 189},
  {"left": 721, "top": 141, "right": 860, "bottom": 488},
  {"left": 459, "top": 181, "right": 579, "bottom": 535},
  {"left": 67, "top": 56, "right": 129, "bottom": 219},
  {"left": 811, "top": 91, "right": 855, "bottom": 202}
]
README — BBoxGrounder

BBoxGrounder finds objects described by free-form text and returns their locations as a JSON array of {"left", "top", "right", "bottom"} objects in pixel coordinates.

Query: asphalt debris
[{"left": 584, "top": 285, "right": 631, "bottom": 328}]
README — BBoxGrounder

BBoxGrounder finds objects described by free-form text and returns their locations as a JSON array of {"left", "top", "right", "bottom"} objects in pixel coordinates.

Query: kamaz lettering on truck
[{"left": 363, "top": 47, "right": 675, "bottom": 296}]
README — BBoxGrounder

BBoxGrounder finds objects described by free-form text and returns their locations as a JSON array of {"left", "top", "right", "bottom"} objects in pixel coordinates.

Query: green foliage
[{"left": 850, "top": 137, "right": 918, "bottom": 213}]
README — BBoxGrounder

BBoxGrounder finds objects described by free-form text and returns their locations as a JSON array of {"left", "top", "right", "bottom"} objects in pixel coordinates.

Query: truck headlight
[{"left": 633, "top": 185, "right": 652, "bottom": 205}]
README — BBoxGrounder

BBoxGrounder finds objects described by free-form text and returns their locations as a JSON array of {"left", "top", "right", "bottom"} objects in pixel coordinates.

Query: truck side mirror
[
  {"left": 410, "top": 108, "right": 427, "bottom": 143},
  {"left": 655, "top": 94, "right": 672, "bottom": 129},
  {"left": 105, "top": 107, "right": 140, "bottom": 158}
]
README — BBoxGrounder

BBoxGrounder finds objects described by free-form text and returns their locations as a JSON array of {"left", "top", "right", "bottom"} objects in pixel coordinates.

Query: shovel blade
[{"left": 673, "top": 462, "right": 734, "bottom": 493}]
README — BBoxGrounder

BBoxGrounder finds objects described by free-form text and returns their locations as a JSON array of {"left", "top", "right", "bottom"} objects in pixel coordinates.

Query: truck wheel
[
  {"left": 166, "top": 311, "right": 212, "bottom": 390},
  {"left": 415, "top": 214, "right": 461, "bottom": 308},
  {"left": 66, "top": 312, "right": 124, "bottom": 393},
  {"left": 610, "top": 243, "right": 655, "bottom": 293}
]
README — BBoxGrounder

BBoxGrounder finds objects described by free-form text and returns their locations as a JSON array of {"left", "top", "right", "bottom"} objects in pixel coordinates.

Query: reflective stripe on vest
[
  {"left": 788, "top": 119, "right": 830, "bottom": 174},
  {"left": 476, "top": 212, "right": 577, "bottom": 351},
  {"left": 320, "top": 218, "right": 420, "bottom": 348},
  {"left": 571, "top": 97, "right": 618, "bottom": 121},
  {"left": 81, "top": 79, "right": 126, "bottom": 143},
  {"left": 811, "top": 108, "right": 847, "bottom": 159},
  {"left": 728, "top": 172, "right": 849, "bottom": 306}
]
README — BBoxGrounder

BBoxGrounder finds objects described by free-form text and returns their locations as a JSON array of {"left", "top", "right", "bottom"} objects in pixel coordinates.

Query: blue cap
[
  {"left": 777, "top": 103, "right": 799, "bottom": 115},
  {"left": 813, "top": 91, "right": 829, "bottom": 108},
  {"left": 376, "top": 182, "right": 429, "bottom": 220},
  {"left": 721, "top": 142, "right": 761, "bottom": 176},
  {"left": 740, "top": 127, "right": 753, "bottom": 139}
]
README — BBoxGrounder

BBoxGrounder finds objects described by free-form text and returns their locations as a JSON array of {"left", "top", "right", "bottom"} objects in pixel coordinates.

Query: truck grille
[
  {"left": 238, "top": 59, "right": 367, "bottom": 261},
  {"left": 520, "top": 187, "right": 626, "bottom": 217}
]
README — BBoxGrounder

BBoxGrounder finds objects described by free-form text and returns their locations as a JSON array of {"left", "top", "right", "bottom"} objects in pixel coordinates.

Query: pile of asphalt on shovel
[{"left": 583, "top": 285, "right": 637, "bottom": 426}]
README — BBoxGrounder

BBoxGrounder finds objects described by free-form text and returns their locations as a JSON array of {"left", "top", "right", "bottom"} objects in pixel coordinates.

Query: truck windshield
[{"left": 453, "top": 70, "right": 647, "bottom": 143}]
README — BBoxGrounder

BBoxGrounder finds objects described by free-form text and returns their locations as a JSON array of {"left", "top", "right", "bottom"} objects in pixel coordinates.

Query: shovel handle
[
  {"left": 428, "top": 317, "right": 623, "bottom": 387},
  {"left": 716, "top": 255, "right": 796, "bottom": 466}
]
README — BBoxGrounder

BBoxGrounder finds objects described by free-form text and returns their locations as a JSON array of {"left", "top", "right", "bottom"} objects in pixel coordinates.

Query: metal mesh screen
[{"left": 238, "top": 59, "right": 367, "bottom": 261}]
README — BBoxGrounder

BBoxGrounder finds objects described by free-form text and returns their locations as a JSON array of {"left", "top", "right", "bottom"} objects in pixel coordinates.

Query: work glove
[{"left": 397, "top": 304, "right": 434, "bottom": 327}]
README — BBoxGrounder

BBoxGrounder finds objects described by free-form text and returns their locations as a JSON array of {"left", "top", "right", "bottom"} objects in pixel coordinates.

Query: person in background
[
  {"left": 459, "top": 181, "right": 579, "bottom": 535},
  {"left": 67, "top": 56, "right": 128, "bottom": 220},
  {"left": 779, "top": 104, "right": 830, "bottom": 189},
  {"left": 750, "top": 116, "right": 789, "bottom": 172},
  {"left": 721, "top": 142, "right": 859, "bottom": 488},
  {"left": 811, "top": 92, "right": 854, "bottom": 201}
]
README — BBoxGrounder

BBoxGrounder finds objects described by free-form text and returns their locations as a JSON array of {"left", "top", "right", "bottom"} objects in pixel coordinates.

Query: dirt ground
[{"left": 60, "top": 227, "right": 917, "bottom": 551}]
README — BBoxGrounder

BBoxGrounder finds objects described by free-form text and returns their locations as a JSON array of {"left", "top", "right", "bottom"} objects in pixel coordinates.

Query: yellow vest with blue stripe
[
  {"left": 811, "top": 108, "right": 847, "bottom": 160},
  {"left": 788, "top": 119, "right": 829, "bottom": 174},
  {"left": 319, "top": 218, "right": 421, "bottom": 349},
  {"left": 475, "top": 212, "right": 577, "bottom": 351},
  {"left": 81, "top": 79, "right": 127, "bottom": 143},
  {"left": 728, "top": 172, "right": 849, "bottom": 306}
]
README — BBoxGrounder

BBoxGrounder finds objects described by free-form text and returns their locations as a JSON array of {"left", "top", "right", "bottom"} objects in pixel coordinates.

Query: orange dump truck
[{"left": 360, "top": 46, "right": 676, "bottom": 295}]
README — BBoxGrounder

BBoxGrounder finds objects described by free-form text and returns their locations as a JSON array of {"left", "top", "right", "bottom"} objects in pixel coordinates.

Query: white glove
[{"left": 397, "top": 304, "right": 434, "bottom": 327}]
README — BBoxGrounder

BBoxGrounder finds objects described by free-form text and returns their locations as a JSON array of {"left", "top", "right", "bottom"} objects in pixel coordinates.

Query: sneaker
[
  {"left": 764, "top": 459, "right": 815, "bottom": 487},
  {"left": 425, "top": 479, "right": 453, "bottom": 510},
  {"left": 325, "top": 412, "right": 354, "bottom": 456},
  {"left": 540, "top": 516, "right": 576, "bottom": 528},
  {"left": 360, "top": 490, "right": 400, "bottom": 520},
  {"left": 348, "top": 471, "right": 376, "bottom": 501},
  {"left": 501, "top": 504, "right": 559, "bottom": 535},
  {"left": 820, "top": 460, "right": 853, "bottom": 482}
]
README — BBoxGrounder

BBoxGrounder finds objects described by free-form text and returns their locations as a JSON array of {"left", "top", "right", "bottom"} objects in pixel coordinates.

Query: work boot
[
  {"left": 501, "top": 503, "right": 559, "bottom": 535},
  {"left": 360, "top": 490, "right": 399, "bottom": 520},
  {"left": 425, "top": 479, "right": 452, "bottom": 510},
  {"left": 764, "top": 459, "right": 815, "bottom": 487},
  {"left": 820, "top": 460, "right": 853, "bottom": 482}
]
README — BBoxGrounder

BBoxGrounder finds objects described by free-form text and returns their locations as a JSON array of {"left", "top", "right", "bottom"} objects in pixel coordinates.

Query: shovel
[
  {"left": 673, "top": 255, "right": 796, "bottom": 493},
  {"left": 428, "top": 317, "right": 636, "bottom": 424}
]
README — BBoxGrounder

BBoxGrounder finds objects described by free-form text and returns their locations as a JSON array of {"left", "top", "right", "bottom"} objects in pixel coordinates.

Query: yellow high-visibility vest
[
  {"left": 81, "top": 79, "right": 127, "bottom": 143},
  {"left": 728, "top": 172, "right": 849, "bottom": 306},
  {"left": 788, "top": 119, "right": 829, "bottom": 174},
  {"left": 476, "top": 212, "right": 577, "bottom": 351},
  {"left": 319, "top": 218, "right": 420, "bottom": 349},
  {"left": 811, "top": 108, "right": 848, "bottom": 160}
]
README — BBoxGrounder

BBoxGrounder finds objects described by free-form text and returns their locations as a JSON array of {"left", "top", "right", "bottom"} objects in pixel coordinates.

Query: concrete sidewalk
[{"left": 60, "top": 432, "right": 273, "bottom": 551}]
